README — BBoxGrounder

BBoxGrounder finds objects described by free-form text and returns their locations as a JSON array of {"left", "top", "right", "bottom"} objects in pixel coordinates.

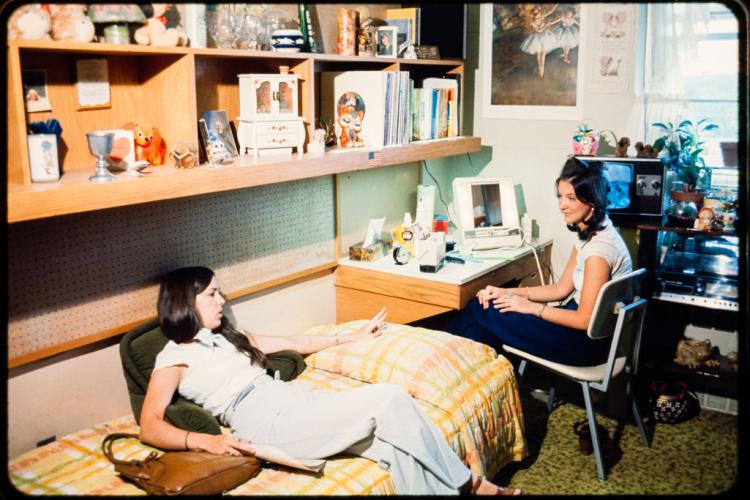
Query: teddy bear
[
  {"left": 123, "top": 122, "right": 167, "bottom": 166},
  {"left": 49, "top": 4, "right": 95, "bottom": 43},
  {"left": 7, "top": 4, "right": 52, "bottom": 41},
  {"left": 615, "top": 136, "right": 630, "bottom": 157},
  {"left": 134, "top": 3, "right": 187, "bottom": 47}
]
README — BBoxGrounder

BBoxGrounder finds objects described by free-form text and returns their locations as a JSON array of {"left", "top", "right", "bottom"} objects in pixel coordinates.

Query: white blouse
[
  {"left": 572, "top": 217, "right": 632, "bottom": 304},
  {"left": 153, "top": 328, "right": 269, "bottom": 420}
]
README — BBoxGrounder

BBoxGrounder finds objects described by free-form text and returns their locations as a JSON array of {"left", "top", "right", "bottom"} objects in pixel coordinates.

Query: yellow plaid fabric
[{"left": 8, "top": 324, "right": 526, "bottom": 495}]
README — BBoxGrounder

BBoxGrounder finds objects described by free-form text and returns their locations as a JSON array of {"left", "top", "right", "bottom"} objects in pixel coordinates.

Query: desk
[{"left": 335, "top": 239, "right": 553, "bottom": 324}]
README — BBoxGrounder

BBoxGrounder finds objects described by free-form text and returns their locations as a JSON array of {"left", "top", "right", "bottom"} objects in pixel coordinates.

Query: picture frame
[
  {"left": 480, "top": 3, "right": 586, "bottom": 120},
  {"left": 376, "top": 26, "right": 398, "bottom": 58},
  {"left": 22, "top": 70, "right": 52, "bottom": 113},
  {"left": 76, "top": 58, "right": 111, "bottom": 110}
]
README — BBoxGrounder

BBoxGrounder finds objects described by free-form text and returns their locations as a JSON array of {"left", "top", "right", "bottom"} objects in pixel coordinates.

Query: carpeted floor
[{"left": 493, "top": 376, "right": 739, "bottom": 495}]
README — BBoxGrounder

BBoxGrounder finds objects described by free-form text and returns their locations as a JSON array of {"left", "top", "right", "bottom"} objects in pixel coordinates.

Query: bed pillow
[{"left": 303, "top": 321, "right": 501, "bottom": 412}]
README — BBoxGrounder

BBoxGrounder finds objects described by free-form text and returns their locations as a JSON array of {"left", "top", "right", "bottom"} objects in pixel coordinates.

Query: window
[{"left": 644, "top": 2, "right": 739, "bottom": 167}]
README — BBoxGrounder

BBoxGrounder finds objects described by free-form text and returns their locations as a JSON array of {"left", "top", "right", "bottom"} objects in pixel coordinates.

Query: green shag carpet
[{"left": 494, "top": 385, "right": 738, "bottom": 495}]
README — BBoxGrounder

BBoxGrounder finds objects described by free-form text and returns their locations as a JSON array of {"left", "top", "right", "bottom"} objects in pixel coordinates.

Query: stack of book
[
  {"left": 320, "top": 71, "right": 461, "bottom": 149},
  {"left": 411, "top": 77, "right": 460, "bottom": 142}
]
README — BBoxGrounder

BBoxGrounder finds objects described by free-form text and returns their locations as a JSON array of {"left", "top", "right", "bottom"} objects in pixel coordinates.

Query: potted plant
[{"left": 652, "top": 119, "right": 718, "bottom": 226}]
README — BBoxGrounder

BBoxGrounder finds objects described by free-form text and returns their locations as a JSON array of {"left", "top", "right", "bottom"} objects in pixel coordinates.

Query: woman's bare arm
[
  {"left": 139, "top": 365, "right": 254, "bottom": 456},
  {"left": 248, "top": 308, "right": 387, "bottom": 355}
]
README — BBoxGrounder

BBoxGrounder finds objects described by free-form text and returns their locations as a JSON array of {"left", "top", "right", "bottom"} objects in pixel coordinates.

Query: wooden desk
[{"left": 335, "top": 239, "right": 553, "bottom": 324}]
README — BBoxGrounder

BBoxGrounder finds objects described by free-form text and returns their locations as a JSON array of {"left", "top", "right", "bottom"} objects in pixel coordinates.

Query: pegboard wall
[{"left": 8, "top": 177, "right": 335, "bottom": 364}]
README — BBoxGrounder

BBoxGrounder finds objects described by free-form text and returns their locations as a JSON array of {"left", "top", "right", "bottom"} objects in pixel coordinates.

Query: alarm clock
[{"left": 393, "top": 245, "right": 410, "bottom": 265}]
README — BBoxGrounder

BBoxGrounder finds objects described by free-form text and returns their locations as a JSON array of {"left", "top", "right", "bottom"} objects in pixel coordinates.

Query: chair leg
[
  {"left": 626, "top": 376, "right": 650, "bottom": 447},
  {"left": 581, "top": 382, "right": 607, "bottom": 481},
  {"left": 546, "top": 384, "right": 556, "bottom": 413}
]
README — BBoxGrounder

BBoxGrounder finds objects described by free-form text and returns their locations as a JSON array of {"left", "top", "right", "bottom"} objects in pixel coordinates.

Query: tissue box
[{"left": 349, "top": 240, "right": 388, "bottom": 262}]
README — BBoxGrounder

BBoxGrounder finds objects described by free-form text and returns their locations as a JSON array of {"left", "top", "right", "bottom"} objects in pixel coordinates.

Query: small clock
[{"left": 393, "top": 246, "right": 410, "bottom": 265}]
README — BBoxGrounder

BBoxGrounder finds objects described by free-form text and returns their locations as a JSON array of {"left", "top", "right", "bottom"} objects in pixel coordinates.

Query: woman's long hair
[
  {"left": 555, "top": 156, "right": 610, "bottom": 241},
  {"left": 157, "top": 266, "right": 267, "bottom": 368}
]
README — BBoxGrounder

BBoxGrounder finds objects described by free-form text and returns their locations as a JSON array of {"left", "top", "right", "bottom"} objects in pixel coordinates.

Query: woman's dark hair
[
  {"left": 555, "top": 156, "right": 610, "bottom": 241},
  {"left": 157, "top": 266, "right": 267, "bottom": 368}
]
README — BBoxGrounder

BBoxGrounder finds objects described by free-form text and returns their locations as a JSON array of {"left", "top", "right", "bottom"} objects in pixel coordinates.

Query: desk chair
[{"left": 503, "top": 268, "right": 650, "bottom": 481}]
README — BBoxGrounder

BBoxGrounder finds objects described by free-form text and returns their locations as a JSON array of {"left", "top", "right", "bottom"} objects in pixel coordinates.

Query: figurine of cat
[{"left": 674, "top": 338, "right": 719, "bottom": 369}]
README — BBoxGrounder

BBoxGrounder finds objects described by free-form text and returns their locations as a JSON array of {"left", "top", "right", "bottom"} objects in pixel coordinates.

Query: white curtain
[{"left": 625, "top": 3, "right": 710, "bottom": 144}]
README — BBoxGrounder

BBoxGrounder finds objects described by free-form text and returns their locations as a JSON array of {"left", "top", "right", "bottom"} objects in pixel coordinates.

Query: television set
[{"left": 452, "top": 176, "right": 522, "bottom": 250}]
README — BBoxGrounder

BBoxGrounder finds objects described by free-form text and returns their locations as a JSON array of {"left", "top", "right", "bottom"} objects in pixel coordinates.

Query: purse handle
[{"left": 102, "top": 432, "right": 159, "bottom": 466}]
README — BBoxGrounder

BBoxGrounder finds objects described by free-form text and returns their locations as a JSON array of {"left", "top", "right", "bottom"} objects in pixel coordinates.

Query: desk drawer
[
  {"left": 335, "top": 266, "right": 459, "bottom": 309},
  {"left": 459, "top": 252, "right": 546, "bottom": 308}
]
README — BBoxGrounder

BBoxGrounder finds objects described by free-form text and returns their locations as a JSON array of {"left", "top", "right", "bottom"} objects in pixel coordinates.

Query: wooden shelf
[{"left": 8, "top": 136, "right": 481, "bottom": 222}]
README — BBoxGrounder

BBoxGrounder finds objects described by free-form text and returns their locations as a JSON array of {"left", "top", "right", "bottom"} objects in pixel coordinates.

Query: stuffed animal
[
  {"left": 674, "top": 338, "right": 720, "bottom": 369},
  {"left": 615, "top": 136, "right": 630, "bottom": 157},
  {"left": 7, "top": 4, "right": 52, "bottom": 40},
  {"left": 134, "top": 3, "right": 187, "bottom": 47},
  {"left": 634, "top": 141, "right": 660, "bottom": 159},
  {"left": 49, "top": 4, "right": 95, "bottom": 43},
  {"left": 123, "top": 122, "right": 167, "bottom": 166}
]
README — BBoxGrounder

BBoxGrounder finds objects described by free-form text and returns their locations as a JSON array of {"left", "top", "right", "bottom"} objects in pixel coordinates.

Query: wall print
[
  {"left": 481, "top": 3, "right": 586, "bottom": 120},
  {"left": 588, "top": 3, "right": 636, "bottom": 94},
  {"left": 22, "top": 70, "right": 52, "bottom": 113},
  {"left": 76, "top": 59, "right": 111, "bottom": 110}
]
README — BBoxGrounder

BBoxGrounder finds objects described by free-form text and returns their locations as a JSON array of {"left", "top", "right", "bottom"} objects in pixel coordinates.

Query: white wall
[
  {"left": 469, "top": 4, "right": 639, "bottom": 275},
  {"left": 7, "top": 273, "right": 336, "bottom": 459}
]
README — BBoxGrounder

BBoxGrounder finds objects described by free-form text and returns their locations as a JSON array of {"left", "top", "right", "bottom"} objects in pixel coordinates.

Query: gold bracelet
[
  {"left": 536, "top": 303, "right": 546, "bottom": 318},
  {"left": 184, "top": 431, "right": 190, "bottom": 451}
]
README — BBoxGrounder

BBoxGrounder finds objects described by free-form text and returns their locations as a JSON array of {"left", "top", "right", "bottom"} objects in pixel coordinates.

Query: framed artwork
[
  {"left": 22, "top": 70, "right": 52, "bottom": 113},
  {"left": 76, "top": 59, "right": 111, "bottom": 110},
  {"left": 481, "top": 3, "right": 586, "bottom": 120},
  {"left": 376, "top": 26, "right": 398, "bottom": 57}
]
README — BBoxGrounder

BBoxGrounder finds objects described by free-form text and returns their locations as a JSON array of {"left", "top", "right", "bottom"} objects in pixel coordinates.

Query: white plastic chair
[{"left": 503, "top": 268, "right": 650, "bottom": 481}]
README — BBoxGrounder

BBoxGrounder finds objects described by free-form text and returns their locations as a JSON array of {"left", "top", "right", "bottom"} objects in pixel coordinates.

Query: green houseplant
[{"left": 652, "top": 119, "right": 719, "bottom": 192}]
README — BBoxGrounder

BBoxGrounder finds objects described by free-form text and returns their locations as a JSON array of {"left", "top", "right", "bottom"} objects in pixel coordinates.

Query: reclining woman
[
  {"left": 140, "top": 266, "right": 521, "bottom": 495},
  {"left": 448, "top": 156, "right": 632, "bottom": 366}
]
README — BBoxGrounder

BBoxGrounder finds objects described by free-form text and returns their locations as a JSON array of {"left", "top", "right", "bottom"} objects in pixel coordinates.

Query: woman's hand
[
  {"left": 476, "top": 286, "right": 512, "bottom": 309},
  {"left": 192, "top": 433, "right": 256, "bottom": 457},
  {"left": 344, "top": 307, "right": 388, "bottom": 343},
  {"left": 493, "top": 292, "right": 539, "bottom": 316}
]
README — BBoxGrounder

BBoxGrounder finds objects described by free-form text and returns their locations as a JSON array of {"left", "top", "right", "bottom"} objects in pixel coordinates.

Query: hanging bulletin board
[{"left": 7, "top": 177, "right": 335, "bottom": 367}]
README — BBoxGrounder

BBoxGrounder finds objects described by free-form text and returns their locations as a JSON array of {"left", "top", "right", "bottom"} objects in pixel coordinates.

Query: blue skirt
[{"left": 447, "top": 299, "right": 610, "bottom": 366}]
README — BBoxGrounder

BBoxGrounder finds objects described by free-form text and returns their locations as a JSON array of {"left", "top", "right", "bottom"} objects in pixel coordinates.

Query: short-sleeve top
[
  {"left": 572, "top": 217, "right": 632, "bottom": 304},
  {"left": 153, "top": 328, "right": 268, "bottom": 420}
]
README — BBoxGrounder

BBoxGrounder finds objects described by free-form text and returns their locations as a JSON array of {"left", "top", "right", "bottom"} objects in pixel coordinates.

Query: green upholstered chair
[{"left": 120, "top": 318, "right": 306, "bottom": 434}]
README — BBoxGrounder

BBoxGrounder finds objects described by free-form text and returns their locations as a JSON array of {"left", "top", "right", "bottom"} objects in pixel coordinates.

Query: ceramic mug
[{"left": 271, "top": 29, "right": 304, "bottom": 52}]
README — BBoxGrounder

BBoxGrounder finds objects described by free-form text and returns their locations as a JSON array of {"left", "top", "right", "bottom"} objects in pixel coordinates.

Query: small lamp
[{"left": 88, "top": 4, "right": 146, "bottom": 44}]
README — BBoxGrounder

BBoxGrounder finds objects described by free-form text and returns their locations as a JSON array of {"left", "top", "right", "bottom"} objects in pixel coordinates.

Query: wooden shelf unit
[{"left": 7, "top": 40, "right": 473, "bottom": 223}]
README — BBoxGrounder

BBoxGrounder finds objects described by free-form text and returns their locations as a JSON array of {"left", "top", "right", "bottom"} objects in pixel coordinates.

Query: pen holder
[{"left": 349, "top": 240, "right": 389, "bottom": 262}]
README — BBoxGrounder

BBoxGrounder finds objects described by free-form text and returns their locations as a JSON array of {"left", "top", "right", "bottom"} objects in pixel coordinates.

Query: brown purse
[{"left": 102, "top": 432, "right": 261, "bottom": 495}]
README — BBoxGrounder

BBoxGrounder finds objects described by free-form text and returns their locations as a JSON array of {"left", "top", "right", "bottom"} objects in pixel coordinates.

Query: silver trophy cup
[{"left": 86, "top": 131, "right": 117, "bottom": 183}]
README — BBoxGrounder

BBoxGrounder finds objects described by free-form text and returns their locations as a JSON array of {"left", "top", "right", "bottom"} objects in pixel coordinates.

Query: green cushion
[{"left": 120, "top": 319, "right": 306, "bottom": 434}]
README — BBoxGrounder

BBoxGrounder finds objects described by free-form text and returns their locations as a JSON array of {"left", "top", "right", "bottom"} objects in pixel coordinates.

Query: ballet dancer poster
[{"left": 481, "top": 3, "right": 586, "bottom": 119}]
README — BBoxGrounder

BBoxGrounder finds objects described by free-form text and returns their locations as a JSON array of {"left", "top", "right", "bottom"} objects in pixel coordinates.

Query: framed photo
[
  {"left": 481, "top": 3, "right": 586, "bottom": 120},
  {"left": 376, "top": 26, "right": 398, "bottom": 58},
  {"left": 22, "top": 70, "right": 52, "bottom": 113},
  {"left": 76, "top": 58, "right": 111, "bottom": 110}
]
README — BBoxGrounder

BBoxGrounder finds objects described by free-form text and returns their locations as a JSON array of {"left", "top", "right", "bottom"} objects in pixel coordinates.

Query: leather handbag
[{"left": 102, "top": 433, "right": 261, "bottom": 495}]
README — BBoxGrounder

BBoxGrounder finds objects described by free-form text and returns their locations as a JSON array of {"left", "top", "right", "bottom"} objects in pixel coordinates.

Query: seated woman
[
  {"left": 140, "top": 266, "right": 521, "bottom": 496},
  {"left": 448, "top": 156, "right": 632, "bottom": 366}
]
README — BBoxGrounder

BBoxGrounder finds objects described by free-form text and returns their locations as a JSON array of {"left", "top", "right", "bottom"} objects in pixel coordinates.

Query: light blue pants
[{"left": 225, "top": 379, "right": 471, "bottom": 495}]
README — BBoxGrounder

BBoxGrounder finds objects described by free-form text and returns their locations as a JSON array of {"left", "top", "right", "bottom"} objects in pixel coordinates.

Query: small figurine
[
  {"left": 615, "top": 136, "right": 630, "bottom": 157},
  {"left": 307, "top": 128, "right": 326, "bottom": 154},
  {"left": 123, "top": 122, "right": 167, "bottom": 165},
  {"left": 693, "top": 207, "right": 715, "bottom": 231},
  {"left": 170, "top": 141, "right": 198, "bottom": 169},
  {"left": 634, "top": 141, "right": 659, "bottom": 158}
]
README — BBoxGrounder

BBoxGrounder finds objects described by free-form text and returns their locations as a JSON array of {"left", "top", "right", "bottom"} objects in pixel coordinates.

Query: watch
[{"left": 393, "top": 246, "right": 410, "bottom": 265}]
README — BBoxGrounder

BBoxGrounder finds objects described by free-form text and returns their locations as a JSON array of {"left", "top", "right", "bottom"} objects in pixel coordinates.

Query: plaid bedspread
[{"left": 8, "top": 323, "right": 526, "bottom": 495}]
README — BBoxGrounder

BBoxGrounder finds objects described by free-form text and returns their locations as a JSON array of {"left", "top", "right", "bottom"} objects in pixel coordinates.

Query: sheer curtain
[{"left": 625, "top": 3, "right": 711, "bottom": 143}]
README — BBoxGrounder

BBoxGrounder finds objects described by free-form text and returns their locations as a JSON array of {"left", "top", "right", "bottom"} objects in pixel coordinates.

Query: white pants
[{"left": 225, "top": 380, "right": 471, "bottom": 495}]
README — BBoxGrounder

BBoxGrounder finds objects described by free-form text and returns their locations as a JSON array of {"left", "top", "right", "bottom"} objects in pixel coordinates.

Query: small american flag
[{"left": 367, "top": 151, "right": 382, "bottom": 167}]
